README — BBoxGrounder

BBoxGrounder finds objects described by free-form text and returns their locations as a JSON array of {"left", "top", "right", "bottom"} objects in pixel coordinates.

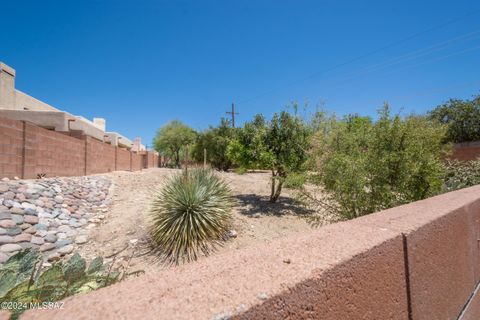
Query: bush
[
  {"left": 149, "top": 169, "right": 233, "bottom": 264},
  {"left": 192, "top": 118, "right": 235, "bottom": 171},
  {"left": 443, "top": 159, "right": 480, "bottom": 192},
  {"left": 428, "top": 95, "right": 480, "bottom": 143},
  {"left": 283, "top": 172, "right": 307, "bottom": 189},
  {"left": 310, "top": 105, "right": 448, "bottom": 219},
  {"left": 0, "top": 249, "right": 120, "bottom": 319}
]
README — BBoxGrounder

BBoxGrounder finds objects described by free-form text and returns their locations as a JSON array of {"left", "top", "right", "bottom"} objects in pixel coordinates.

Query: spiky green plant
[{"left": 149, "top": 169, "right": 233, "bottom": 264}]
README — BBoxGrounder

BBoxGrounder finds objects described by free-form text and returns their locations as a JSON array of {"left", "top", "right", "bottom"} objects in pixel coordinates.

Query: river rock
[
  {"left": 13, "top": 233, "right": 32, "bottom": 243},
  {"left": 0, "top": 243, "right": 22, "bottom": 252},
  {"left": 0, "top": 235, "right": 13, "bottom": 244},
  {"left": 0, "top": 220, "right": 16, "bottom": 228},
  {"left": 57, "top": 244, "right": 73, "bottom": 255}
]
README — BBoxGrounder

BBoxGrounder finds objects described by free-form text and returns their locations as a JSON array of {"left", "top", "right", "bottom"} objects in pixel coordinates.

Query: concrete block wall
[
  {"left": 131, "top": 152, "right": 143, "bottom": 171},
  {"left": 21, "top": 184, "right": 480, "bottom": 320},
  {"left": 24, "top": 122, "right": 85, "bottom": 178},
  {"left": 451, "top": 141, "right": 480, "bottom": 161},
  {"left": 0, "top": 117, "right": 23, "bottom": 178},
  {"left": 115, "top": 147, "right": 131, "bottom": 171},
  {"left": 0, "top": 116, "right": 158, "bottom": 179},
  {"left": 85, "top": 136, "right": 116, "bottom": 175}
]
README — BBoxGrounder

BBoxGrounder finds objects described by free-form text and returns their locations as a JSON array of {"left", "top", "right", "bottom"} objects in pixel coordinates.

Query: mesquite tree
[
  {"left": 227, "top": 110, "right": 310, "bottom": 202},
  {"left": 153, "top": 120, "right": 197, "bottom": 168}
]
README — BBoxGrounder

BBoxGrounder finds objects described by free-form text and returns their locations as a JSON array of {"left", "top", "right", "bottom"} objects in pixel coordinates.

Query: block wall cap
[{"left": 0, "top": 62, "right": 16, "bottom": 77}]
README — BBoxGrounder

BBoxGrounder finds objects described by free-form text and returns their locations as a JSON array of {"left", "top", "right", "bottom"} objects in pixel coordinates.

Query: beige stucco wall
[
  {"left": 0, "top": 61, "right": 134, "bottom": 149},
  {"left": 0, "top": 62, "right": 16, "bottom": 110},
  {"left": 15, "top": 90, "right": 59, "bottom": 112}
]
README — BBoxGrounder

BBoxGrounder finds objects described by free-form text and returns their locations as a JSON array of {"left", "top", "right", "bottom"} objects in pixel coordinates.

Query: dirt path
[{"left": 78, "top": 168, "right": 319, "bottom": 272}]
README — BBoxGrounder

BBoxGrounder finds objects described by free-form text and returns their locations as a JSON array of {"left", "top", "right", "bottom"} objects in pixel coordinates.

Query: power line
[
  {"left": 334, "top": 37, "right": 480, "bottom": 85},
  {"left": 346, "top": 29, "right": 480, "bottom": 78},
  {"left": 236, "top": 8, "right": 480, "bottom": 105}
]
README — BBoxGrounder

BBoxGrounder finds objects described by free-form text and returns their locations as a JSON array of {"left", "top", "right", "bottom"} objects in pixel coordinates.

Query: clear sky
[{"left": 1, "top": 0, "right": 479, "bottom": 146}]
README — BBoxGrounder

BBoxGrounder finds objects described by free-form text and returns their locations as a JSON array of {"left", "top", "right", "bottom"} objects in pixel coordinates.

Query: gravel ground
[{"left": 77, "top": 168, "right": 334, "bottom": 273}]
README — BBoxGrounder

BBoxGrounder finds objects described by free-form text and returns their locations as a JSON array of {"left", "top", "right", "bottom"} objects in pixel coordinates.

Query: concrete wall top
[
  {"left": 21, "top": 184, "right": 480, "bottom": 320},
  {"left": 15, "top": 90, "right": 58, "bottom": 112},
  {"left": 0, "top": 62, "right": 16, "bottom": 77}
]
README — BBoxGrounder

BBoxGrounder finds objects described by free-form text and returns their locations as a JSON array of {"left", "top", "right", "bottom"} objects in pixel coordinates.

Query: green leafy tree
[
  {"left": 310, "top": 104, "right": 449, "bottom": 219},
  {"left": 428, "top": 95, "right": 480, "bottom": 143},
  {"left": 153, "top": 120, "right": 197, "bottom": 168},
  {"left": 227, "top": 110, "right": 311, "bottom": 202},
  {"left": 192, "top": 118, "right": 236, "bottom": 171}
]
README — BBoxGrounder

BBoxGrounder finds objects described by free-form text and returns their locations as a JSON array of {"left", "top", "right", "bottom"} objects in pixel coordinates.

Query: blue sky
[{"left": 1, "top": 0, "right": 479, "bottom": 146}]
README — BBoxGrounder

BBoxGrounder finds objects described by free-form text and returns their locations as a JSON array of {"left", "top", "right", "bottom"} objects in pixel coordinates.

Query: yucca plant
[{"left": 149, "top": 169, "right": 233, "bottom": 264}]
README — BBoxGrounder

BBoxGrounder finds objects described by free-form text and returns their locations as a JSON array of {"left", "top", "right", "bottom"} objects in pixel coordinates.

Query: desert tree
[
  {"left": 153, "top": 120, "right": 196, "bottom": 168},
  {"left": 227, "top": 110, "right": 311, "bottom": 202}
]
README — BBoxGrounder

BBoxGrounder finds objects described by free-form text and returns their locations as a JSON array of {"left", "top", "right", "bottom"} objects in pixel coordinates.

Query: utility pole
[{"left": 226, "top": 102, "right": 239, "bottom": 128}]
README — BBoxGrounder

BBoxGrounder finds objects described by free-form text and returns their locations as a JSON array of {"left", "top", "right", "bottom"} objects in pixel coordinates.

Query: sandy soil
[{"left": 78, "top": 168, "right": 330, "bottom": 273}]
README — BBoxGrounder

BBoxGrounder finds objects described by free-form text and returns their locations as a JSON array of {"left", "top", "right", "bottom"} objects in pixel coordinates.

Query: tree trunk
[
  {"left": 270, "top": 170, "right": 285, "bottom": 203},
  {"left": 174, "top": 151, "right": 180, "bottom": 168},
  {"left": 270, "top": 170, "right": 276, "bottom": 202}
]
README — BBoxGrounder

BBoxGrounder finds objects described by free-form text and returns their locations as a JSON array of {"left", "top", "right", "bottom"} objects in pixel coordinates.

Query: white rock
[
  {"left": 57, "top": 244, "right": 73, "bottom": 255},
  {"left": 75, "top": 235, "right": 88, "bottom": 244}
]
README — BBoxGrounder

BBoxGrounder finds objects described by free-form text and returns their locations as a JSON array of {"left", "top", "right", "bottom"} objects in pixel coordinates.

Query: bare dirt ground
[{"left": 78, "top": 168, "right": 333, "bottom": 273}]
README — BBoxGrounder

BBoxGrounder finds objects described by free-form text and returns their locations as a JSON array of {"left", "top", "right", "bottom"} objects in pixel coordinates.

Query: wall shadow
[{"left": 234, "top": 193, "right": 315, "bottom": 217}]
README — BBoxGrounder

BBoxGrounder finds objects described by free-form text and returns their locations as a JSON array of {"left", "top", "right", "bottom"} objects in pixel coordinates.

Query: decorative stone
[
  {"left": 55, "top": 239, "right": 72, "bottom": 248},
  {"left": 226, "top": 230, "right": 238, "bottom": 238},
  {"left": 5, "top": 227, "right": 22, "bottom": 236},
  {"left": 57, "top": 225, "right": 72, "bottom": 233},
  {"left": 0, "top": 183, "right": 9, "bottom": 193},
  {"left": 19, "top": 223, "right": 32, "bottom": 230},
  {"left": 66, "top": 229, "right": 77, "bottom": 237},
  {"left": 35, "top": 230, "right": 48, "bottom": 237},
  {"left": 47, "top": 252, "right": 61, "bottom": 261},
  {"left": 0, "top": 212, "right": 12, "bottom": 220},
  {"left": 56, "top": 232, "right": 67, "bottom": 240},
  {"left": 24, "top": 227, "right": 36, "bottom": 234},
  {"left": 3, "top": 191, "right": 15, "bottom": 200},
  {"left": 0, "top": 235, "right": 13, "bottom": 244},
  {"left": 0, "top": 243, "right": 22, "bottom": 252},
  {"left": 0, "top": 220, "right": 16, "bottom": 228},
  {"left": 21, "top": 202, "right": 36, "bottom": 210},
  {"left": 39, "top": 243, "right": 55, "bottom": 252},
  {"left": 10, "top": 214, "right": 24, "bottom": 225},
  {"left": 31, "top": 236, "right": 45, "bottom": 245},
  {"left": 15, "top": 193, "right": 26, "bottom": 201},
  {"left": 75, "top": 235, "right": 88, "bottom": 244},
  {"left": 58, "top": 213, "right": 69, "bottom": 220},
  {"left": 24, "top": 215, "right": 39, "bottom": 224},
  {"left": 38, "top": 212, "right": 53, "bottom": 219},
  {"left": 24, "top": 208, "right": 37, "bottom": 215},
  {"left": 19, "top": 242, "right": 39, "bottom": 250},
  {"left": 13, "top": 233, "right": 32, "bottom": 243},
  {"left": 34, "top": 223, "right": 48, "bottom": 231},
  {"left": 44, "top": 234, "right": 57, "bottom": 243},
  {"left": 0, "top": 175, "right": 111, "bottom": 265},
  {"left": 0, "top": 252, "right": 8, "bottom": 263},
  {"left": 57, "top": 244, "right": 73, "bottom": 255}
]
